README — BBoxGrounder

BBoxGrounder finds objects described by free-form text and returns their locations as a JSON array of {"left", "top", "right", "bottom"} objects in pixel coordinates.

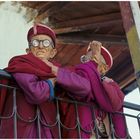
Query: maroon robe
[{"left": 0, "top": 53, "right": 59, "bottom": 138}]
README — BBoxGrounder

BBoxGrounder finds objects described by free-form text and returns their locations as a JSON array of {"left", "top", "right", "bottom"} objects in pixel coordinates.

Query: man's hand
[
  {"left": 42, "top": 59, "right": 53, "bottom": 66},
  {"left": 42, "top": 59, "right": 59, "bottom": 76},
  {"left": 88, "top": 41, "right": 102, "bottom": 64},
  {"left": 102, "top": 76, "right": 113, "bottom": 83}
]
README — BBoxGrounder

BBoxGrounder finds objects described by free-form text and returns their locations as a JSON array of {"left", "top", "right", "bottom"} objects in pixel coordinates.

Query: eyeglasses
[{"left": 30, "top": 39, "right": 54, "bottom": 48}]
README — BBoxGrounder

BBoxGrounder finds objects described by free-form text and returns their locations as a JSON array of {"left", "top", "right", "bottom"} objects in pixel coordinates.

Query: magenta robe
[{"left": 56, "top": 61, "right": 127, "bottom": 138}]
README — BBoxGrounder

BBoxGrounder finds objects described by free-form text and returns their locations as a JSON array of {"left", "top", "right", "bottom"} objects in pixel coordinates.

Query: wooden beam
[
  {"left": 107, "top": 54, "right": 135, "bottom": 87},
  {"left": 35, "top": 2, "right": 70, "bottom": 22},
  {"left": 37, "top": 2, "right": 55, "bottom": 16},
  {"left": 116, "top": 65, "right": 135, "bottom": 87},
  {"left": 119, "top": 73, "right": 136, "bottom": 89},
  {"left": 119, "top": 1, "right": 140, "bottom": 92},
  {"left": 20, "top": 1, "right": 39, "bottom": 9},
  {"left": 54, "top": 19, "right": 122, "bottom": 34},
  {"left": 55, "top": 45, "right": 81, "bottom": 66},
  {"left": 122, "top": 80, "right": 138, "bottom": 95},
  {"left": 108, "top": 56, "right": 133, "bottom": 78},
  {"left": 56, "top": 34, "right": 127, "bottom": 45},
  {"left": 51, "top": 12, "right": 122, "bottom": 28}
]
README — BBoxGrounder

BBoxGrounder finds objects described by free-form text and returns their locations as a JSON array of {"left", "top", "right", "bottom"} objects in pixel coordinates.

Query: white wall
[
  {"left": 0, "top": 2, "right": 35, "bottom": 69},
  {"left": 124, "top": 88, "right": 140, "bottom": 138}
]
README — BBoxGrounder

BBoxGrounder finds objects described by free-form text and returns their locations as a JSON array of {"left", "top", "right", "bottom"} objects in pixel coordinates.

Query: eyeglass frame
[{"left": 29, "top": 39, "right": 55, "bottom": 48}]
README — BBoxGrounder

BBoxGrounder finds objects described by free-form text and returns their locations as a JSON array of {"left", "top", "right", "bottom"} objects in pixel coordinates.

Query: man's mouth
[{"left": 36, "top": 51, "right": 45, "bottom": 55}]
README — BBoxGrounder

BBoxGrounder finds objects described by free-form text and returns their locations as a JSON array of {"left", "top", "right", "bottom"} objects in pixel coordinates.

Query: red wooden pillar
[{"left": 119, "top": 1, "right": 140, "bottom": 92}]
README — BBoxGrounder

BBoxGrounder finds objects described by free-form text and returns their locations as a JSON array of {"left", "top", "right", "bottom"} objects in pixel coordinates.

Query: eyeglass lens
[{"left": 31, "top": 39, "right": 53, "bottom": 48}]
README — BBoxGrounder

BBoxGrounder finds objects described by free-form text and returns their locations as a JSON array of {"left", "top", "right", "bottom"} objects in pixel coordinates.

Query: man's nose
[{"left": 38, "top": 42, "right": 44, "bottom": 48}]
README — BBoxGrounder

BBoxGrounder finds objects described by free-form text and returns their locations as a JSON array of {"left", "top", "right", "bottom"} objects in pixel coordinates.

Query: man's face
[{"left": 27, "top": 34, "right": 57, "bottom": 60}]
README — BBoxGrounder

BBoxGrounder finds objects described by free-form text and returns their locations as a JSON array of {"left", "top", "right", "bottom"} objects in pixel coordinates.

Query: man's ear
[
  {"left": 26, "top": 48, "right": 30, "bottom": 54},
  {"left": 50, "top": 49, "right": 57, "bottom": 58}
]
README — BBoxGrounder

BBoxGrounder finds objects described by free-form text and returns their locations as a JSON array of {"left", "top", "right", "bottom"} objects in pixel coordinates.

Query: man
[
  {"left": 46, "top": 41, "right": 129, "bottom": 138},
  {"left": 0, "top": 23, "right": 91, "bottom": 138}
]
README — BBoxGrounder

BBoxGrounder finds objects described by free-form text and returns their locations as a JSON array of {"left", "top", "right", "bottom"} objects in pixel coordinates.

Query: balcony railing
[{"left": 0, "top": 69, "right": 140, "bottom": 138}]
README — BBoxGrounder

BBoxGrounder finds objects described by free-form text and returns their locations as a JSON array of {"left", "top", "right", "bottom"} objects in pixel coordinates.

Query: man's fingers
[
  {"left": 42, "top": 59, "right": 53, "bottom": 67},
  {"left": 91, "top": 40, "right": 102, "bottom": 46}
]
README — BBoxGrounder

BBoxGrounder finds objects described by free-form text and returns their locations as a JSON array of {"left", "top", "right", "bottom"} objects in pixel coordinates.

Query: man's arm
[
  {"left": 56, "top": 68, "right": 91, "bottom": 100},
  {"left": 13, "top": 73, "right": 52, "bottom": 104}
]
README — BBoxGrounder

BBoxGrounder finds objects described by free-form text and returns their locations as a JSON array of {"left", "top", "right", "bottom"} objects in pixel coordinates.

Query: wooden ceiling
[{"left": 20, "top": 1, "right": 136, "bottom": 92}]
